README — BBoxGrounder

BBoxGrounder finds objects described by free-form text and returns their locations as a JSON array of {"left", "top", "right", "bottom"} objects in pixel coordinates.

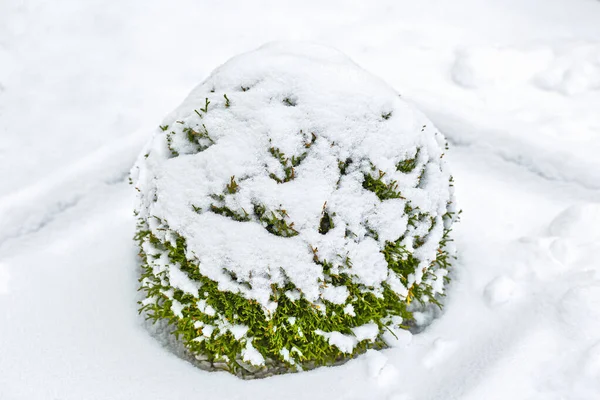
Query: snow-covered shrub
[{"left": 131, "top": 42, "right": 458, "bottom": 378}]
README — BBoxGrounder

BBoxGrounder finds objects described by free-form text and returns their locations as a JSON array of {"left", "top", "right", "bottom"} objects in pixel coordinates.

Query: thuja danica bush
[{"left": 130, "top": 43, "right": 458, "bottom": 378}]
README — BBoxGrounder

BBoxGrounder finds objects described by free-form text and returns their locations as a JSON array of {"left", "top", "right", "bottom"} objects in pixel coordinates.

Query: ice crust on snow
[{"left": 132, "top": 42, "right": 454, "bottom": 313}]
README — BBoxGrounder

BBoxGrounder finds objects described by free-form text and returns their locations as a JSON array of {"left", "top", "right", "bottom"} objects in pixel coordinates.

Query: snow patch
[
  {"left": 168, "top": 265, "right": 200, "bottom": 296},
  {"left": 351, "top": 323, "right": 379, "bottom": 342},
  {"left": 316, "top": 330, "right": 357, "bottom": 354},
  {"left": 242, "top": 340, "right": 265, "bottom": 366},
  {"left": 202, "top": 325, "right": 215, "bottom": 338},
  {"left": 227, "top": 324, "right": 249, "bottom": 341},
  {"left": 343, "top": 303, "right": 356, "bottom": 317},
  {"left": 321, "top": 284, "right": 349, "bottom": 304},
  {"left": 170, "top": 299, "right": 184, "bottom": 318},
  {"left": 382, "top": 327, "right": 412, "bottom": 348},
  {"left": 197, "top": 299, "right": 216, "bottom": 317}
]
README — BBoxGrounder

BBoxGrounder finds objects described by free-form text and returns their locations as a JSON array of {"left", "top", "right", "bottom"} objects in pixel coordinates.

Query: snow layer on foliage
[
  {"left": 132, "top": 42, "right": 454, "bottom": 310},
  {"left": 316, "top": 323, "right": 378, "bottom": 353},
  {"left": 242, "top": 340, "right": 266, "bottom": 366},
  {"left": 316, "top": 330, "right": 358, "bottom": 354}
]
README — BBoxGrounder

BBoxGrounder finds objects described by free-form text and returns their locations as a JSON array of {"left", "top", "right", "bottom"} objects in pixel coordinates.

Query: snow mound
[{"left": 131, "top": 42, "right": 457, "bottom": 377}]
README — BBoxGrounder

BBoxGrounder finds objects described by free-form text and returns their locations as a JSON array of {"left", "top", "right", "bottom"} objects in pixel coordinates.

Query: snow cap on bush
[{"left": 131, "top": 42, "right": 457, "bottom": 378}]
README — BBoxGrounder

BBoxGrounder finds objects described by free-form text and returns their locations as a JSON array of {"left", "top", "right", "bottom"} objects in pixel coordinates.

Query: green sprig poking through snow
[{"left": 131, "top": 42, "right": 458, "bottom": 378}]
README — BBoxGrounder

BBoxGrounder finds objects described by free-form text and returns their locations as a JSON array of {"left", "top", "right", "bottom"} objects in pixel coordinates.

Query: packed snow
[{"left": 1, "top": 0, "right": 600, "bottom": 399}]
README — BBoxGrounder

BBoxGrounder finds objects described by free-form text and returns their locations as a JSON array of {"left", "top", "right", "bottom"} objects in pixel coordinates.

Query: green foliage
[
  {"left": 362, "top": 170, "right": 404, "bottom": 200},
  {"left": 319, "top": 203, "right": 334, "bottom": 235},
  {"left": 200, "top": 179, "right": 302, "bottom": 233},
  {"left": 397, "top": 150, "right": 419, "bottom": 173},
  {"left": 200, "top": 97, "right": 211, "bottom": 113},
  {"left": 226, "top": 176, "right": 239, "bottom": 194},
  {"left": 159, "top": 125, "right": 169, "bottom": 131},
  {"left": 136, "top": 189, "right": 456, "bottom": 377},
  {"left": 183, "top": 124, "right": 214, "bottom": 153},
  {"left": 268, "top": 145, "right": 309, "bottom": 183},
  {"left": 282, "top": 97, "right": 296, "bottom": 106},
  {"left": 210, "top": 204, "right": 250, "bottom": 222},
  {"left": 304, "top": 132, "right": 317, "bottom": 148},
  {"left": 338, "top": 158, "right": 352, "bottom": 175},
  {"left": 253, "top": 204, "right": 299, "bottom": 237},
  {"left": 166, "top": 132, "right": 179, "bottom": 157},
  {"left": 135, "top": 223, "right": 428, "bottom": 376},
  {"left": 383, "top": 239, "right": 419, "bottom": 279},
  {"left": 137, "top": 104, "right": 458, "bottom": 377},
  {"left": 164, "top": 119, "right": 216, "bottom": 158}
]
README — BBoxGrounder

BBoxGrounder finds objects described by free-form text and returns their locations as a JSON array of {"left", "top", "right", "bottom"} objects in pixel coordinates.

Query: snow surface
[{"left": 2, "top": 0, "right": 600, "bottom": 399}]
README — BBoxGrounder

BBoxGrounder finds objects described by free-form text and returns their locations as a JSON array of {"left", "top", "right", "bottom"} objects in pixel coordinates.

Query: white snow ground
[{"left": 1, "top": 0, "right": 600, "bottom": 399}]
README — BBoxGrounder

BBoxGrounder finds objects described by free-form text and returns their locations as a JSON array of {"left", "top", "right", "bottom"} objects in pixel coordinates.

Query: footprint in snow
[
  {"left": 513, "top": 236, "right": 569, "bottom": 279},
  {"left": 484, "top": 276, "right": 517, "bottom": 307},
  {"left": 557, "top": 284, "right": 600, "bottom": 341},
  {"left": 548, "top": 203, "right": 600, "bottom": 245},
  {"left": 548, "top": 237, "right": 577, "bottom": 266},
  {"left": 583, "top": 341, "right": 600, "bottom": 378},
  {"left": 382, "top": 327, "right": 412, "bottom": 348},
  {"left": 422, "top": 338, "right": 458, "bottom": 369},
  {"left": 364, "top": 350, "right": 399, "bottom": 386}
]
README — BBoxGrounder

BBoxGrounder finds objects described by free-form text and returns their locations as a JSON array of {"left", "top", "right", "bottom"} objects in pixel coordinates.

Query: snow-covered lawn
[{"left": 1, "top": 0, "right": 599, "bottom": 399}]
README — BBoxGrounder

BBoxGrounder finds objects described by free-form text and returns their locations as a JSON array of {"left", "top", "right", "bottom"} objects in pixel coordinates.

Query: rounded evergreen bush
[{"left": 131, "top": 42, "right": 458, "bottom": 378}]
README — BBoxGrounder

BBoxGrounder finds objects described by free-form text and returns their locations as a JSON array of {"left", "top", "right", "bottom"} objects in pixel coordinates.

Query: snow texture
[{"left": 2, "top": 0, "right": 600, "bottom": 399}]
